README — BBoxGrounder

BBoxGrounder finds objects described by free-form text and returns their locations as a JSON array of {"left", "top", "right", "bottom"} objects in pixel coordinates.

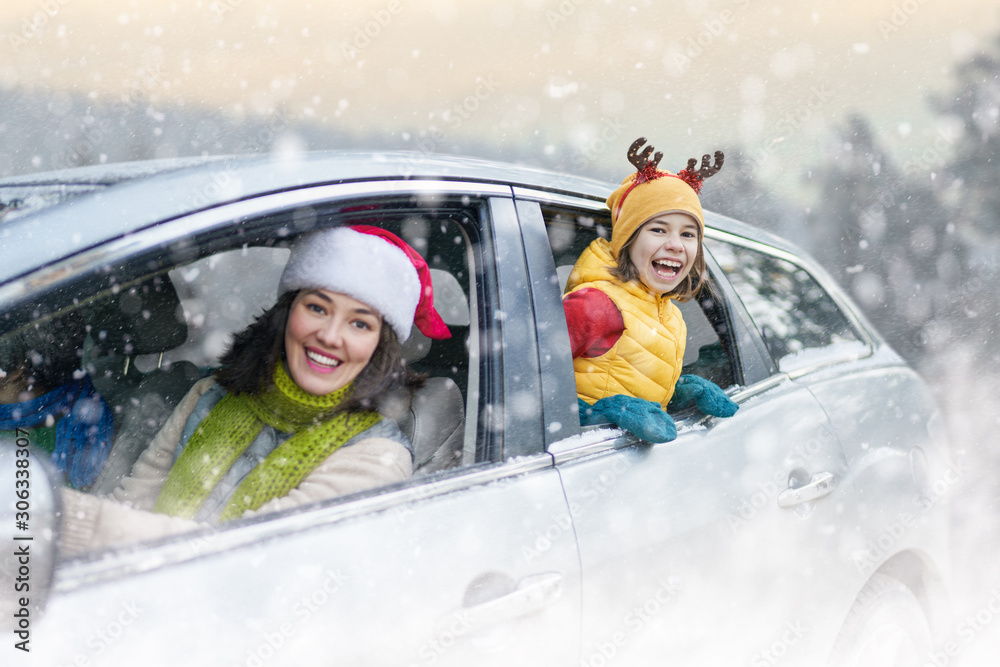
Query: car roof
[{"left": 0, "top": 150, "right": 796, "bottom": 286}]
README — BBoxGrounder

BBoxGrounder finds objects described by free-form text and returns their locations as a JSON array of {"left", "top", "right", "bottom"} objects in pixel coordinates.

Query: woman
[
  {"left": 59, "top": 225, "right": 450, "bottom": 555},
  {"left": 562, "top": 137, "right": 737, "bottom": 442}
]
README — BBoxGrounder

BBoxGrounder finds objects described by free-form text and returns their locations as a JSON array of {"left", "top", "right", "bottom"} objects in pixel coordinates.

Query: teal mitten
[
  {"left": 667, "top": 374, "right": 739, "bottom": 417},
  {"left": 579, "top": 396, "right": 677, "bottom": 443}
]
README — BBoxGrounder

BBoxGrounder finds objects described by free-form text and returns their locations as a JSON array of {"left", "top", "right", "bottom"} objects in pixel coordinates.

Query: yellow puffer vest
[{"left": 565, "top": 238, "right": 686, "bottom": 408}]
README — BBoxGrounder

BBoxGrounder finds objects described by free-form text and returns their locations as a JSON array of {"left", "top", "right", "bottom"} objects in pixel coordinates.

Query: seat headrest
[
  {"left": 83, "top": 273, "right": 188, "bottom": 356},
  {"left": 401, "top": 269, "right": 469, "bottom": 362}
]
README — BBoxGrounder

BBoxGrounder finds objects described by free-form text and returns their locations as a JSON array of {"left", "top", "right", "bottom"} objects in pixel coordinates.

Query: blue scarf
[{"left": 0, "top": 376, "right": 114, "bottom": 489}]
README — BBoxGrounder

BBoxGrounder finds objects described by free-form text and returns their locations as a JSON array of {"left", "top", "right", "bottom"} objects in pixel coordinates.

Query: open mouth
[
  {"left": 305, "top": 348, "right": 342, "bottom": 370},
  {"left": 652, "top": 258, "right": 683, "bottom": 280}
]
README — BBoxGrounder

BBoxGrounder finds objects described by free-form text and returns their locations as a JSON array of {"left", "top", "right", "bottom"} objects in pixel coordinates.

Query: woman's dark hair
[
  {"left": 608, "top": 225, "right": 707, "bottom": 303},
  {"left": 214, "top": 290, "right": 423, "bottom": 413}
]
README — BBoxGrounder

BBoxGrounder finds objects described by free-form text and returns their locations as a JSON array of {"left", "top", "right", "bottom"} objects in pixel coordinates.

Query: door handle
[
  {"left": 439, "top": 572, "right": 564, "bottom": 636},
  {"left": 777, "top": 471, "right": 836, "bottom": 508}
]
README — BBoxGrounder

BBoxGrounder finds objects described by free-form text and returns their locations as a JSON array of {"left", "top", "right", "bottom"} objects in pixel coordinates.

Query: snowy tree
[
  {"left": 805, "top": 114, "right": 962, "bottom": 366},
  {"left": 930, "top": 33, "right": 1000, "bottom": 370},
  {"left": 935, "top": 33, "right": 1000, "bottom": 242},
  {"left": 700, "top": 149, "right": 805, "bottom": 246}
]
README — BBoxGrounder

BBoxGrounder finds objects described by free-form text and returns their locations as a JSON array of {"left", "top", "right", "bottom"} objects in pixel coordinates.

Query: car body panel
[
  {"left": 35, "top": 459, "right": 581, "bottom": 667},
  {"left": 550, "top": 351, "right": 857, "bottom": 665},
  {"left": 802, "top": 359, "right": 952, "bottom": 605}
]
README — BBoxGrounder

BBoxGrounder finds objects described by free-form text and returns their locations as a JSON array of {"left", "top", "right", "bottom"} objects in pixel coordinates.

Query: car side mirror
[{"left": 0, "top": 438, "right": 60, "bottom": 643}]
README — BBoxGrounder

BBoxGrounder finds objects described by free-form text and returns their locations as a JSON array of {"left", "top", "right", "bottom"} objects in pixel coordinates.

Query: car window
[
  {"left": 544, "top": 206, "right": 737, "bottom": 392},
  {"left": 160, "top": 246, "right": 291, "bottom": 369},
  {"left": 705, "top": 237, "right": 868, "bottom": 373},
  {"left": 0, "top": 194, "right": 488, "bottom": 554}
]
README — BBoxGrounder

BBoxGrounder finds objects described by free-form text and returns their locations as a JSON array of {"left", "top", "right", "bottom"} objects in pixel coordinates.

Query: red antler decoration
[
  {"left": 676, "top": 151, "right": 725, "bottom": 194},
  {"left": 627, "top": 137, "right": 665, "bottom": 184},
  {"left": 616, "top": 138, "right": 724, "bottom": 218}
]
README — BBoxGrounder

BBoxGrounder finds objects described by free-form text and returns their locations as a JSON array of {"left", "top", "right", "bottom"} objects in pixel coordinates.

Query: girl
[{"left": 563, "top": 137, "right": 737, "bottom": 441}]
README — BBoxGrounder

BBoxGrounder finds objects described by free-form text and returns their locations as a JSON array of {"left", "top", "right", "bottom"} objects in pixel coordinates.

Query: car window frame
[
  {"left": 512, "top": 198, "right": 581, "bottom": 448},
  {"left": 510, "top": 190, "right": 774, "bottom": 456},
  {"left": 511, "top": 189, "right": 613, "bottom": 448},
  {"left": 2, "top": 179, "right": 569, "bottom": 577},
  {"left": 700, "top": 237, "right": 776, "bottom": 387},
  {"left": 486, "top": 195, "right": 549, "bottom": 458}
]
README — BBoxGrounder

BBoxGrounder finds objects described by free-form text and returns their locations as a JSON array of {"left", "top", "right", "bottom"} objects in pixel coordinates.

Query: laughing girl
[{"left": 563, "top": 137, "right": 737, "bottom": 441}]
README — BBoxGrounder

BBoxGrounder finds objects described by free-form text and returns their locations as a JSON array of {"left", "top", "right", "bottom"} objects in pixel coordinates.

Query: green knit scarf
[{"left": 154, "top": 364, "right": 380, "bottom": 522}]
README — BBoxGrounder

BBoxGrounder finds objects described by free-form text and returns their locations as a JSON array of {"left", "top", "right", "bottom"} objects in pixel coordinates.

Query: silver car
[{"left": 0, "top": 152, "right": 951, "bottom": 666}]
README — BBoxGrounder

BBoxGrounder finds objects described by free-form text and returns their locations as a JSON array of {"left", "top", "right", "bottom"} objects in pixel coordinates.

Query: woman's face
[
  {"left": 284, "top": 289, "right": 383, "bottom": 396},
  {"left": 627, "top": 212, "right": 700, "bottom": 294}
]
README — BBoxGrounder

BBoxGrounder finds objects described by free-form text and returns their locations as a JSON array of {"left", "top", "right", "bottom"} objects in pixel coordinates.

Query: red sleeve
[{"left": 563, "top": 288, "right": 625, "bottom": 358}]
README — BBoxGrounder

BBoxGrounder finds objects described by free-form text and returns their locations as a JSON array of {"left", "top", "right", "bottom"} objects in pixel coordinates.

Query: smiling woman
[
  {"left": 284, "top": 289, "right": 383, "bottom": 396},
  {"left": 58, "top": 225, "right": 452, "bottom": 552}
]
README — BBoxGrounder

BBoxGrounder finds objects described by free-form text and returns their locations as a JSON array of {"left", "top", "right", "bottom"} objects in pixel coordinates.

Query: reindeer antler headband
[{"left": 615, "top": 137, "right": 724, "bottom": 219}]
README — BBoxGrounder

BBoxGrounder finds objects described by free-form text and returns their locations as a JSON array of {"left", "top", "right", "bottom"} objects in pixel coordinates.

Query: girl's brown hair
[{"left": 608, "top": 224, "right": 707, "bottom": 303}]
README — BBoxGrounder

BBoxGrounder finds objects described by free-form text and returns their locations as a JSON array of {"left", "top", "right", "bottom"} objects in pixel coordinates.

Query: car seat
[
  {"left": 385, "top": 269, "right": 468, "bottom": 476},
  {"left": 82, "top": 273, "right": 201, "bottom": 494}
]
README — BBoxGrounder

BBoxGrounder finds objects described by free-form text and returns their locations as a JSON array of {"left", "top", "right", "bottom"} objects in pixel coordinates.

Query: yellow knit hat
[{"left": 605, "top": 138, "right": 723, "bottom": 259}]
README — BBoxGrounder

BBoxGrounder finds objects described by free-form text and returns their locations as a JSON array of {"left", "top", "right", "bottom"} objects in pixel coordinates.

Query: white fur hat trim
[{"left": 278, "top": 227, "right": 420, "bottom": 341}]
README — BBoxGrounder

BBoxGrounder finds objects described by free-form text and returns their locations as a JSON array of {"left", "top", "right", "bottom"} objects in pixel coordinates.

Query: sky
[{"left": 1, "top": 0, "right": 999, "bottom": 198}]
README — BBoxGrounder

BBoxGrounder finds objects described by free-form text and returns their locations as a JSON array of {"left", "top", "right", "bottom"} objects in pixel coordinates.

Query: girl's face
[
  {"left": 284, "top": 289, "right": 382, "bottom": 396},
  {"left": 627, "top": 212, "right": 700, "bottom": 294}
]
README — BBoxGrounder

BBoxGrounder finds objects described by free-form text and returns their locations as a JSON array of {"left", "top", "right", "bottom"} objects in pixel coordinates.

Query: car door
[
  {"left": 514, "top": 193, "right": 861, "bottom": 665},
  {"left": 3, "top": 180, "right": 580, "bottom": 667},
  {"left": 713, "top": 235, "right": 952, "bottom": 599}
]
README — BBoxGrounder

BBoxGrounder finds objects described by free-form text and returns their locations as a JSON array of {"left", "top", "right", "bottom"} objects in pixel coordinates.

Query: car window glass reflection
[
  {"left": 707, "top": 239, "right": 865, "bottom": 372},
  {"left": 164, "top": 246, "right": 291, "bottom": 370}
]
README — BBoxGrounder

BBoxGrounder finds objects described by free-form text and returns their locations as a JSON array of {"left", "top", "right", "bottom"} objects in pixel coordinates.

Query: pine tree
[
  {"left": 806, "top": 115, "right": 960, "bottom": 365},
  {"left": 935, "top": 33, "right": 1000, "bottom": 243},
  {"left": 700, "top": 149, "right": 805, "bottom": 246},
  {"left": 931, "top": 33, "right": 1000, "bottom": 368}
]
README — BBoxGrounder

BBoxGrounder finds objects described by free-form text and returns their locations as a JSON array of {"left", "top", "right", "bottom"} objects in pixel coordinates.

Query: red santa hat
[{"left": 278, "top": 225, "right": 451, "bottom": 342}]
